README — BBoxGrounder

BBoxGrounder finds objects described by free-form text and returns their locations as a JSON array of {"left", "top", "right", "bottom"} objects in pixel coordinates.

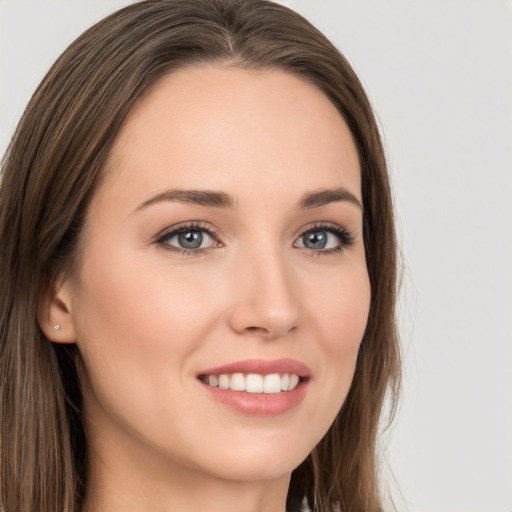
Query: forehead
[{"left": 101, "top": 65, "right": 361, "bottom": 210}]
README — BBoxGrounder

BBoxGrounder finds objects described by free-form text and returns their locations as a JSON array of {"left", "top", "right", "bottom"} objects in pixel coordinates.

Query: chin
[{"left": 193, "top": 437, "right": 314, "bottom": 483}]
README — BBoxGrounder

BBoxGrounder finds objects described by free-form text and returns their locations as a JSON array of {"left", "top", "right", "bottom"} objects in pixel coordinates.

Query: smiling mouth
[
  {"left": 197, "top": 359, "right": 310, "bottom": 415},
  {"left": 198, "top": 373, "right": 302, "bottom": 394}
]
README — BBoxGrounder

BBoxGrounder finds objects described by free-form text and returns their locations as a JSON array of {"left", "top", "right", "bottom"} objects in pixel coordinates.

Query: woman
[{"left": 0, "top": 1, "right": 400, "bottom": 511}]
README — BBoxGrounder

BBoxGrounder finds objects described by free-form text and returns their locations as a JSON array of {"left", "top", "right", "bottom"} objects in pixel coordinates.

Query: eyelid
[
  {"left": 155, "top": 220, "right": 219, "bottom": 241},
  {"left": 295, "top": 221, "right": 353, "bottom": 242},
  {"left": 296, "top": 221, "right": 345, "bottom": 237}
]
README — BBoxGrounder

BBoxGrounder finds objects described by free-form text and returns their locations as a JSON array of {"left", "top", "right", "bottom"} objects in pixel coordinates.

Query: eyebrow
[
  {"left": 135, "top": 189, "right": 237, "bottom": 211},
  {"left": 134, "top": 186, "right": 363, "bottom": 213},
  {"left": 296, "top": 187, "right": 363, "bottom": 210}
]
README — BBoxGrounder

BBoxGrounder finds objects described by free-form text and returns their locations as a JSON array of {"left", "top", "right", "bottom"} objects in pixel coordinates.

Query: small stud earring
[{"left": 51, "top": 324, "right": 61, "bottom": 332}]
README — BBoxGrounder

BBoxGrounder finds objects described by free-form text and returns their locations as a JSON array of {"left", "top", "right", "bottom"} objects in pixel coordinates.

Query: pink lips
[
  {"left": 198, "top": 358, "right": 310, "bottom": 416},
  {"left": 199, "top": 358, "right": 311, "bottom": 378}
]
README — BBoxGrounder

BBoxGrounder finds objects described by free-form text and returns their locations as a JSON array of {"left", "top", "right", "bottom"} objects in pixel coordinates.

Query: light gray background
[{"left": 1, "top": 1, "right": 511, "bottom": 511}]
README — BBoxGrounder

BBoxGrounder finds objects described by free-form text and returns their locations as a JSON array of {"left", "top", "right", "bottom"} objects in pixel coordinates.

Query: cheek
[
  {"left": 70, "top": 251, "right": 218, "bottom": 404},
  {"left": 75, "top": 250, "right": 217, "bottom": 349},
  {"left": 304, "top": 264, "right": 370, "bottom": 427},
  {"left": 309, "top": 261, "right": 370, "bottom": 353}
]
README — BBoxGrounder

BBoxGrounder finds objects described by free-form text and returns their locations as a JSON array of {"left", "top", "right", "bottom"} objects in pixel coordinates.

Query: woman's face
[{"left": 64, "top": 67, "right": 370, "bottom": 483}]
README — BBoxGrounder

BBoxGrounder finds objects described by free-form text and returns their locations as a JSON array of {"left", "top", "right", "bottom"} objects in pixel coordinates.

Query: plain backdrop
[{"left": 1, "top": 1, "right": 511, "bottom": 511}]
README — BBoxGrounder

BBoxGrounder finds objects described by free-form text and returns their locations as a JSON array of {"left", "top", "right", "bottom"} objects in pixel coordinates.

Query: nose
[{"left": 228, "top": 245, "right": 300, "bottom": 340}]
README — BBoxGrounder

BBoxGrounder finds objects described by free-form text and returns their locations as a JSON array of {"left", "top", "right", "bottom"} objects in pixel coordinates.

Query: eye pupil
[
  {"left": 178, "top": 231, "right": 203, "bottom": 249},
  {"left": 304, "top": 231, "right": 327, "bottom": 249}
]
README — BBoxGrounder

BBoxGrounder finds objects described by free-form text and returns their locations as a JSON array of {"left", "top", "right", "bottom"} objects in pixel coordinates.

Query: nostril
[{"left": 246, "top": 326, "right": 268, "bottom": 333}]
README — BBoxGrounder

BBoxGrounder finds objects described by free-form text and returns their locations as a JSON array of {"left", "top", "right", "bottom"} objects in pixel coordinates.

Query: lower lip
[{"left": 200, "top": 379, "right": 308, "bottom": 416}]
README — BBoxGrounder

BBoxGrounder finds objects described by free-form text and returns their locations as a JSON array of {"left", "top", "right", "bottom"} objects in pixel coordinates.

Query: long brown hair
[{"left": 0, "top": 1, "right": 400, "bottom": 511}]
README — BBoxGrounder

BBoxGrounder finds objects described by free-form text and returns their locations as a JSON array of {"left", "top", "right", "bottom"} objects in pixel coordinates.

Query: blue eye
[
  {"left": 156, "top": 221, "right": 219, "bottom": 255},
  {"left": 294, "top": 223, "right": 354, "bottom": 255},
  {"left": 301, "top": 231, "right": 330, "bottom": 249},
  {"left": 172, "top": 231, "right": 210, "bottom": 249}
]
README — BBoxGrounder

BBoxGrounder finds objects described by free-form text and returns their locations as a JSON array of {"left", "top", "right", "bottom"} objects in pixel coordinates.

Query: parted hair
[{"left": 0, "top": 1, "right": 400, "bottom": 511}]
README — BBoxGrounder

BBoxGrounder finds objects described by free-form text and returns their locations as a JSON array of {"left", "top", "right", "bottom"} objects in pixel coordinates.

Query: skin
[{"left": 46, "top": 66, "right": 371, "bottom": 512}]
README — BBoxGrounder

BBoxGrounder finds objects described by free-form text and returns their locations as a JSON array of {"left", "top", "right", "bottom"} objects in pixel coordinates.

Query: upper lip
[{"left": 198, "top": 358, "right": 311, "bottom": 378}]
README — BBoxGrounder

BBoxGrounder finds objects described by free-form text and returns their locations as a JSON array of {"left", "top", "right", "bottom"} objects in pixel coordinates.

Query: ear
[{"left": 38, "top": 277, "right": 77, "bottom": 343}]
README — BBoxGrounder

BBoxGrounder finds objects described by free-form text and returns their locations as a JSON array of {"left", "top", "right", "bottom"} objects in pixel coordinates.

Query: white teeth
[
  {"left": 203, "top": 373, "right": 301, "bottom": 393},
  {"left": 230, "top": 373, "right": 245, "bottom": 391},
  {"left": 263, "top": 373, "right": 282, "bottom": 393},
  {"left": 288, "top": 374, "right": 299, "bottom": 391},
  {"left": 218, "top": 374, "right": 230, "bottom": 389},
  {"left": 246, "top": 374, "right": 263, "bottom": 393}
]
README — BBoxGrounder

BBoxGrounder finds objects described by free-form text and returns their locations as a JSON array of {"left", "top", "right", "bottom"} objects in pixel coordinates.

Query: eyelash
[{"left": 155, "top": 220, "right": 354, "bottom": 257}]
